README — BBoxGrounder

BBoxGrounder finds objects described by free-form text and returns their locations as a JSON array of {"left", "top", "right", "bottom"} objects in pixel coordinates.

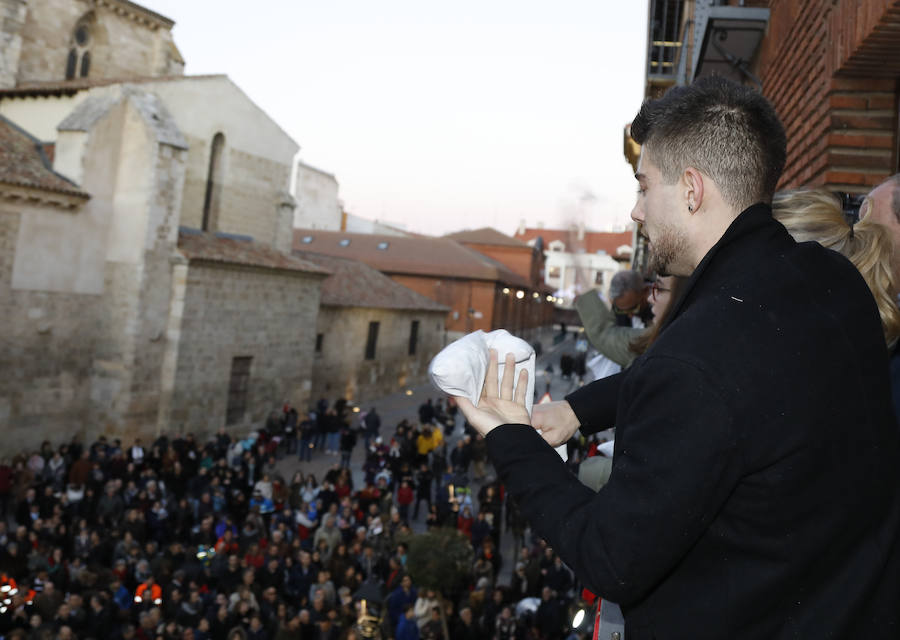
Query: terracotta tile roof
[
  {"left": 293, "top": 229, "right": 531, "bottom": 287},
  {"left": 0, "top": 115, "right": 89, "bottom": 198},
  {"left": 296, "top": 252, "right": 449, "bottom": 312},
  {"left": 178, "top": 229, "right": 330, "bottom": 276},
  {"left": 444, "top": 227, "right": 530, "bottom": 248},
  {"left": 514, "top": 228, "right": 634, "bottom": 258},
  {"left": 0, "top": 74, "right": 225, "bottom": 98}
]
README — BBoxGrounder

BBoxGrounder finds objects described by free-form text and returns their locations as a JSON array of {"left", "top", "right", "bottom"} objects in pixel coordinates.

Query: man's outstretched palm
[{"left": 454, "top": 350, "right": 531, "bottom": 437}]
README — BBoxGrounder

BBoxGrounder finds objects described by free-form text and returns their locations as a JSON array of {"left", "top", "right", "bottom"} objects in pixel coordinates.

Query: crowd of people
[{"left": 0, "top": 392, "right": 594, "bottom": 640}]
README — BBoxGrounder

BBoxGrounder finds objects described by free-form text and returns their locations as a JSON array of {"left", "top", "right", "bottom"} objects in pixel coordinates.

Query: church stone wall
[
  {"left": 0, "top": 0, "right": 27, "bottom": 89},
  {"left": 149, "top": 77, "right": 298, "bottom": 250},
  {"left": 90, "top": 139, "right": 185, "bottom": 439},
  {"left": 311, "top": 307, "right": 446, "bottom": 407},
  {"left": 15, "top": 0, "right": 181, "bottom": 84},
  {"left": 178, "top": 133, "right": 292, "bottom": 245},
  {"left": 0, "top": 205, "right": 101, "bottom": 454},
  {"left": 168, "top": 264, "right": 323, "bottom": 435},
  {"left": 293, "top": 163, "right": 342, "bottom": 231},
  {"left": 218, "top": 148, "right": 291, "bottom": 243}
]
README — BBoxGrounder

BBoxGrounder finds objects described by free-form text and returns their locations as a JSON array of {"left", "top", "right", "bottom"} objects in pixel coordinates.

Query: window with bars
[
  {"left": 408, "top": 320, "right": 419, "bottom": 356},
  {"left": 226, "top": 356, "right": 252, "bottom": 425},
  {"left": 365, "top": 322, "right": 380, "bottom": 360}
]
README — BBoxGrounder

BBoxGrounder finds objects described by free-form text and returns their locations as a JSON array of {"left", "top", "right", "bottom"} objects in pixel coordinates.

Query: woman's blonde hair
[{"left": 773, "top": 188, "right": 900, "bottom": 347}]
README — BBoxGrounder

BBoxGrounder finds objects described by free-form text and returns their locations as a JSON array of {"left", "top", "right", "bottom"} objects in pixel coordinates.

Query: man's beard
[{"left": 647, "top": 223, "right": 689, "bottom": 276}]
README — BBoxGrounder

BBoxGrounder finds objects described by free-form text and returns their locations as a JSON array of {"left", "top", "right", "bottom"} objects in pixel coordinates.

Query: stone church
[{"left": 0, "top": 0, "right": 330, "bottom": 451}]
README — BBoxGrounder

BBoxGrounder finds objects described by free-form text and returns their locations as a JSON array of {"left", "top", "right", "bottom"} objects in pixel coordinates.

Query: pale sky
[{"left": 141, "top": 1, "right": 648, "bottom": 236}]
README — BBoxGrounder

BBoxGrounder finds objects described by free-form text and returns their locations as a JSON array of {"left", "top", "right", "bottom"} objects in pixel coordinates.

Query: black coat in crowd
[{"left": 487, "top": 204, "right": 900, "bottom": 639}]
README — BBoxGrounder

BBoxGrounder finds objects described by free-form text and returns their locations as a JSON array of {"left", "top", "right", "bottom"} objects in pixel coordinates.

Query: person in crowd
[
  {"left": 861, "top": 173, "right": 900, "bottom": 421},
  {"left": 773, "top": 188, "right": 899, "bottom": 347},
  {"left": 780, "top": 185, "right": 900, "bottom": 422},
  {"left": 417, "top": 399, "right": 435, "bottom": 426},
  {"left": 607, "top": 270, "right": 653, "bottom": 328},
  {"left": 362, "top": 407, "right": 381, "bottom": 451},
  {"left": 575, "top": 271, "right": 689, "bottom": 368},
  {"left": 861, "top": 173, "right": 900, "bottom": 285},
  {"left": 396, "top": 603, "right": 420, "bottom": 640},
  {"left": 338, "top": 424, "right": 357, "bottom": 469}
]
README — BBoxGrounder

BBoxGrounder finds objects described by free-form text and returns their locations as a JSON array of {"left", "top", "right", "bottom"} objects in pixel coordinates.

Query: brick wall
[
  {"left": 169, "top": 263, "right": 322, "bottom": 435},
  {"left": 466, "top": 244, "right": 534, "bottom": 282},
  {"left": 311, "top": 306, "right": 446, "bottom": 407},
  {"left": 756, "top": 0, "right": 900, "bottom": 192},
  {"left": 390, "top": 275, "right": 495, "bottom": 334}
]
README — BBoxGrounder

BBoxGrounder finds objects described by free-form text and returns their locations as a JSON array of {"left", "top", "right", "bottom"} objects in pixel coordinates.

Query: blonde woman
[{"left": 773, "top": 188, "right": 900, "bottom": 348}]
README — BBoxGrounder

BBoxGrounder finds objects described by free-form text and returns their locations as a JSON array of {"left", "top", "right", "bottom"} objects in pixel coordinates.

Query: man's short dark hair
[{"left": 631, "top": 76, "right": 786, "bottom": 210}]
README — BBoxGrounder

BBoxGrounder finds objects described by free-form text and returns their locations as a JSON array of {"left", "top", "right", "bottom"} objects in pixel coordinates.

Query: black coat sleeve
[
  {"left": 565, "top": 372, "right": 624, "bottom": 434},
  {"left": 487, "top": 355, "right": 740, "bottom": 605}
]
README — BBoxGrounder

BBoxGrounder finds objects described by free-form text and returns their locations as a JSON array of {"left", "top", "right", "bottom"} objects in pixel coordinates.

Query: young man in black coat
[{"left": 456, "top": 76, "right": 900, "bottom": 639}]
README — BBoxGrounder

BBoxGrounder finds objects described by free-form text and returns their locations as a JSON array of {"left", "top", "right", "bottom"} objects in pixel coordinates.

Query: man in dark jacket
[
  {"left": 456, "top": 76, "right": 900, "bottom": 639},
  {"left": 363, "top": 407, "right": 381, "bottom": 450}
]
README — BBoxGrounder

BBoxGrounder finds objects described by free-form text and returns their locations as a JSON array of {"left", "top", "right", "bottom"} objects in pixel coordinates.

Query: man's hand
[
  {"left": 532, "top": 401, "right": 580, "bottom": 447},
  {"left": 454, "top": 350, "right": 531, "bottom": 437}
]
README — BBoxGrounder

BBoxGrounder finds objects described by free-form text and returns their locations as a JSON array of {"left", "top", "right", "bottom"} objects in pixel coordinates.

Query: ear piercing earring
[{"left": 688, "top": 204, "right": 694, "bottom": 212}]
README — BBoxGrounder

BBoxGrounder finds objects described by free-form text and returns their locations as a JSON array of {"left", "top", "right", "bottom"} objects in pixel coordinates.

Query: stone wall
[
  {"left": 90, "top": 140, "right": 185, "bottom": 438},
  {"left": 0, "top": 204, "right": 101, "bottom": 453},
  {"left": 149, "top": 76, "right": 299, "bottom": 251},
  {"left": 178, "top": 132, "right": 292, "bottom": 242},
  {"left": 15, "top": 0, "right": 181, "bottom": 84},
  {"left": 0, "top": 0, "right": 27, "bottom": 88},
  {"left": 168, "top": 263, "right": 323, "bottom": 435},
  {"left": 311, "top": 306, "right": 446, "bottom": 407},
  {"left": 293, "top": 162, "right": 342, "bottom": 231},
  {"left": 219, "top": 147, "right": 291, "bottom": 242}
]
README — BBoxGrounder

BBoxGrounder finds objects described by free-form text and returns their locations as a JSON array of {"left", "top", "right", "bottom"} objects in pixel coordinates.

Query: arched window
[
  {"left": 65, "top": 13, "right": 94, "bottom": 80},
  {"left": 65, "top": 49, "right": 77, "bottom": 80},
  {"left": 80, "top": 51, "right": 91, "bottom": 78},
  {"left": 202, "top": 133, "right": 226, "bottom": 231}
]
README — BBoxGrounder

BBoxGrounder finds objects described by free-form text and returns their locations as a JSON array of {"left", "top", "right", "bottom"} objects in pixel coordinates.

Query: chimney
[{"left": 40, "top": 142, "right": 55, "bottom": 164}]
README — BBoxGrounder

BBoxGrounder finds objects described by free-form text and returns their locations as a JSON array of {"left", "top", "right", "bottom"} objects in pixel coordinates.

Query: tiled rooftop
[
  {"left": 0, "top": 115, "right": 89, "bottom": 198},
  {"left": 178, "top": 229, "right": 330, "bottom": 276},
  {"left": 444, "top": 227, "right": 530, "bottom": 248},
  {"left": 296, "top": 252, "right": 449, "bottom": 312},
  {"left": 292, "top": 229, "right": 530, "bottom": 287},
  {"left": 515, "top": 227, "right": 634, "bottom": 257}
]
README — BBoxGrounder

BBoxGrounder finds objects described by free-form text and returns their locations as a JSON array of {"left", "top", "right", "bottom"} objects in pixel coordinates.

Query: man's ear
[{"left": 683, "top": 167, "right": 704, "bottom": 213}]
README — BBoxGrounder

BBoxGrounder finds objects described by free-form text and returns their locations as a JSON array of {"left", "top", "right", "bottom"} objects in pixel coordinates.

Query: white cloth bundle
[{"left": 429, "top": 329, "right": 566, "bottom": 460}]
